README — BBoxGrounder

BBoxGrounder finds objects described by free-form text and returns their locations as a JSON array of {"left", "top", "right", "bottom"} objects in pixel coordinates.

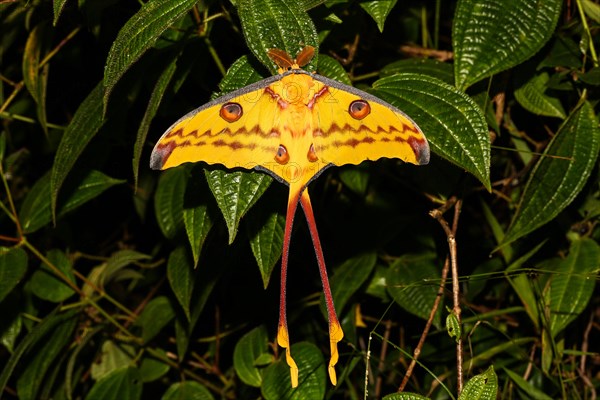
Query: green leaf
[
  {"left": 103, "top": 0, "right": 198, "bottom": 108},
  {"left": 262, "top": 342, "right": 326, "bottom": 400},
  {"left": 359, "top": 0, "right": 398, "bottom": 32},
  {"left": 205, "top": 169, "right": 271, "bottom": 244},
  {"left": 503, "top": 368, "right": 553, "bottom": 400},
  {"left": 53, "top": 0, "right": 68, "bottom": 25},
  {"left": 167, "top": 247, "right": 194, "bottom": 320},
  {"left": 0, "top": 247, "right": 28, "bottom": 303},
  {"left": 338, "top": 167, "right": 369, "bottom": 196},
  {"left": 22, "top": 22, "right": 50, "bottom": 136},
  {"left": 51, "top": 82, "right": 105, "bottom": 219},
  {"left": 139, "top": 349, "right": 170, "bottom": 383},
  {"left": 20, "top": 170, "right": 125, "bottom": 233},
  {"left": 162, "top": 381, "right": 215, "bottom": 400},
  {"left": 133, "top": 54, "right": 178, "bottom": 187},
  {"left": 446, "top": 309, "right": 461, "bottom": 343},
  {"left": 246, "top": 206, "right": 284, "bottom": 288},
  {"left": 382, "top": 393, "right": 431, "bottom": 400},
  {"left": 233, "top": 325, "right": 270, "bottom": 387},
  {"left": 549, "top": 238, "right": 599, "bottom": 337},
  {"left": 16, "top": 315, "right": 77, "bottom": 400},
  {"left": 316, "top": 54, "right": 351, "bottom": 85},
  {"left": 237, "top": 0, "right": 319, "bottom": 74},
  {"left": 503, "top": 101, "right": 600, "bottom": 245},
  {"left": 514, "top": 72, "right": 566, "bottom": 119},
  {"left": 453, "top": 0, "right": 562, "bottom": 90},
  {"left": 90, "top": 340, "right": 134, "bottom": 381},
  {"left": 183, "top": 173, "right": 215, "bottom": 267},
  {"left": 380, "top": 58, "right": 454, "bottom": 84},
  {"left": 213, "top": 56, "right": 264, "bottom": 98},
  {"left": 136, "top": 296, "right": 176, "bottom": 344},
  {"left": 154, "top": 166, "right": 189, "bottom": 240},
  {"left": 325, "top": 253, "right": 377, "bottom": 318},
  {"left": 458, "top": 366, "right": 497, "bottom": 400},
  {"left": 582, "top": 0, "right": 600, "bottom": 23},
  {"left": 371, "top": 73, "right": 490, "bottom": 190},
  {"left": 85, "top": 367, "right": 142, "bottom": 400},
  {"left": 386, "top": 255, "right": 443, "bottom": 328},
  {"left": 29, "top": 249, "right": 75, "bottom": 303}
]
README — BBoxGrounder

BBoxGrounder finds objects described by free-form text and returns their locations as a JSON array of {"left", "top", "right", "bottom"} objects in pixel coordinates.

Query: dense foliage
[{"left": 1, "top": 0, "right": 599, "bottom": 399}]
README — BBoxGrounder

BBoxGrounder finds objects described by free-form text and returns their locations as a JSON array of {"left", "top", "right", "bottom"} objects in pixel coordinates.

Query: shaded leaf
[
  {"left": 51, "top": 83, "right": 105, "bottom": 219},
  {"left": 0, "top": 247, "right": 28, "bottom": 304},
  {"left": 154, "top": 166, "right": 189, "bottom": 240},
  {"left": 29, "top": 249, "right": 75, "bottom": 302},
  {"left": 549, "top": 237, "right": 599, "bottom": 337},
  {"left": 53, "top": 0, "right": 68, "bottom": 25},
  {"left": 103, "top": 0, "right": 198, "bottom": 108},
  {"left": 503, "top": 101, "right": 600, "bottom": 245},
  {"left": 133, "top": 54, "right": 178, "bottom": 187},
  {"left": 85, "top": 367, "right": 142, "bottom": 400},
  {"left": 453, "top": 0, "right": 562, "bottom": 89},
  {"left": 504, "top": 368, "right": 553, "bottom": 400},
  {"left": 139, "top": 349, "right": 170, "bottom": 383},
  {"left": 162, "top": 381, "right": 214, "bottom": 400},
  {"left": 167, "top": 246, "right": 194, "bottom": 320},
  {"left": 325, "top": 253, "right": 377, "bottom": 318},
  {"left": 22, "top": 22, "right": 50, "bottom": 135},
  {"left": 136, "top": 296, "right": 176, "bottom": 344},
  {"left": 387, "top": 254, "right": 442, "bottom": 328},
  {"left": 90, "top": 340, "right": 134, "bottom": 381},
  {"left": 233, "top": 325, "right": 270, "bottom": 387},
  {"left": 383, "top": 393, "right": 431, "bottom": 400},
  {"left": 372, "top": 73, "right": 490, "bottom": 190},
  {"left": 16, "top": 315, "right": 77, "bottom": 400},
  {"left": 20, "top": 170, "right": 125, "bottom": 233}
]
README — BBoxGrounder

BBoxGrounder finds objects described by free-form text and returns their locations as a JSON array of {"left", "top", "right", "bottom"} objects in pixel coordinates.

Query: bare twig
[
  {"left": 375, "top": 319, "right": 393, "bottom": 398},
  {"left": 428, "top": 198, "right": 464, "bottom": 394},
  {"left": 398, "top": 256, "right": 450, "bottom": 391}
]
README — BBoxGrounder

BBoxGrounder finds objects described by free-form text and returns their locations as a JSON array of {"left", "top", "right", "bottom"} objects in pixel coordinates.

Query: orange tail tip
[
  {"left": 277, "top": 324, "right": 299, "bottom": 388},
  {"left": 328, "top": 319, "right": 344, "bottom": 385}
]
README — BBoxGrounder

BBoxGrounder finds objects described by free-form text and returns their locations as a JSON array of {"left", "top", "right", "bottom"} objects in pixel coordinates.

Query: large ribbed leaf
[
  {"left": 549, "top": 238, "right": 599, "bottom": 338},
  {"left": 371, "top": 73, "right": 490, "bottom": 190},
  {"left": 133, "top": 55, "right": 178, "bottom": 187},
  {"left": 458, "top": 366, "right": 498, "bottom": 400},
  {"left": 233, "top": 325, "right": 270, "bottom": 387},
  {"left": 51, "top": 83, "right": 104, "bottom": 218},
  {"left": 205, "top": 169, "right": 271, "bottom": 244},
  {"left": 386, "top": 254, "right": 442, "bottom": 329},
  {"left": 246, "top": 207, "right": 285, "bottom": 288},
  {"left": 21, "top": 170, "right": 124, "bottom": 233},
  {"left": 359, "top": 0, "right": 398, "bottom": 32},
  {"left": 262, "top": 342, "right": 326, "bottom": 399},
  {"left": 0, "top": 247, "right": 28, "bottom": 303},
  {"left": 514, "top": 72, "right": 566, "bottom": 119},
  {"left": 238, "top": 0, "right": 319, "bottom": 73},
  {"left": 503, "top": 101, "right": 600, "bottom": 245},
  {"left": 154, "top": 166, "right": 189, "bottom": 240},
  {"left": 453, "top": 0, "right": 562, "bottom": 90},
  {"left": 103, "top": 0, "right": 198, "bottom": 108}
]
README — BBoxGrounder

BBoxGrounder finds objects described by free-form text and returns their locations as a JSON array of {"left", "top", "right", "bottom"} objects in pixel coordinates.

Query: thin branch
[{"left": 398, "top": 256, "right": 450, "bottom": 391}]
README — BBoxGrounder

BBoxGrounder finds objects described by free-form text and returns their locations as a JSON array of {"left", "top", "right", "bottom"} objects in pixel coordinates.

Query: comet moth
[{"left": 150, "top": 46, "right": 429, "bottom": 387}]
